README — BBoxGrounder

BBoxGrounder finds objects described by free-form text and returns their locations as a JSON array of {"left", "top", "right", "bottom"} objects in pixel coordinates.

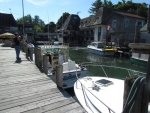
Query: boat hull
[
  {"left": 74, "top": 77, "right": 124, "bottom": 113},
  {"left": 130, "top": 58, "right": 147, "bottom": 67},
  {"left": 130, "top": 53, "right": 148, "bottom": 67},
  {"left": 88, "top": 48, "right": 115, "bottom": 56},
  {"left": 63, "top": 70, "right": 89, "bottom": 89}
]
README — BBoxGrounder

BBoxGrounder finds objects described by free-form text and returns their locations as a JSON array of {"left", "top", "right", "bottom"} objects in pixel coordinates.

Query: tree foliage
[
  {"left": 16, "top": 12, "right": 70, "bottom": 33},
  {"left": 88, "top": 0, "right": 103, "bottom": 14},
  {"left": 44, "top": 21, "right": 56, "bottom": 33},
  {"left": 89, "top": 0, "right": 148, "bottom": 19},
  {"left": 16, "top": 14, "right": 45, "bottom": 32}
]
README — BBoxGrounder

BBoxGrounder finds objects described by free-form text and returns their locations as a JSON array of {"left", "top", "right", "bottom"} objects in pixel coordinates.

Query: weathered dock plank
[{"left": 0, "top": 45, "right": 86, "bottom": 113}]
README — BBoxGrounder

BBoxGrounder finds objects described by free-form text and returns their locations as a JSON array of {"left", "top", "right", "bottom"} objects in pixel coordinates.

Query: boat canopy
[{"left": 91, "top": 42, "right": 104, "bottom": 48}]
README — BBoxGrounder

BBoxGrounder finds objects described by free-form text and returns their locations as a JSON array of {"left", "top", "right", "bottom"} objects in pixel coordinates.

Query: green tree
[
  {"left": 137, "top": 3, "right": 148, "bottom": 18},
  {"left": 34, "top": 25, "right": 42, "bottom": 32},
  {"left": 16, "top": 14, "right": 45, "bottom": 32},
  {"left": 107, "top": 1, "right": 113, "bottom": 8},
  {"left": 56, "top": 12, "right": 70, "bottom": 29},
  {"left": 17, "top": 14, "right": 32, "bottom": 24},
  {"left": 44, "top": 21, "right": 56, "bottom": 33},
  {"left": 88, "top": 0, "right": 103, "bottom": 15},
  {"left": 33, "top": 15, "right": 40, "bottom": 25},
  {"left": 32, "top": 15, "right": 45, "bottom": 32}
]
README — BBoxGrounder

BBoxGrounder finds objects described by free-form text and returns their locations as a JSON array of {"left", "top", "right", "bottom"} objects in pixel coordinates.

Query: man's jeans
[{"left": 14, "top": 45, "right": 20, "bottom": 60}]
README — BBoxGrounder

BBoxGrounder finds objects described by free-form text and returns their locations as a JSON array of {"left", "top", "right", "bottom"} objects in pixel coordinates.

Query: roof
[
  {"left": 115, "top": 11, "right": 145, "bottom": 19},
  {"left": 87, "top": 7, "right": 113, "bottom": 26},
  {"left": 140, "top": 24, "right": 147, "bottom": 32},
  {"left": 0, "top": 13, "right": 17, "bottom": 27},
  {"left": 61, "top": 14, "right": 80, "bottom": 31},
  {"left": 81, "top": 7, "right": 145, "bottom": 27},
  {"left": 80, "top": 15, "right": 94, "bottom": 29}
]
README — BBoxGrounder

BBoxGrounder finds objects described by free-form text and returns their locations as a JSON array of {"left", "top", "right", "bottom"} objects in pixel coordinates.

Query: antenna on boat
[
  {"left": 47, "top": 11, "right": 50, "bottom": 48},
  {"left": 62, "top": 13, "right": 64, "bottom": 43},
  {"left": 22, "top": 0, "right": 25, "bottom": 36}
]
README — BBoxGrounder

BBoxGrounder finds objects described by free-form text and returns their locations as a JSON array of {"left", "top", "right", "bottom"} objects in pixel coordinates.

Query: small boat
[
  {"left": 130, "top": 52, "right": 148, "bottom": 67},
  {"left": 49, "top": 59, "right": 89, "bottom": 89},
  {"left": 42, "top": 43, "right": 89, "bottom": 89},
  {"left": 58, "top": 60, "right": 89, "bottom": 89},
  {"left": 74, "top": 65, "right": 146, "bottom": 113},
  {"left": 87, "top": 42, "right": 116, "bottom": 56}
]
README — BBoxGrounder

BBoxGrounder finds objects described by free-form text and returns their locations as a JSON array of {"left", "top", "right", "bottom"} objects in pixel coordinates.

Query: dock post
[
  {"left": 29, "top": 47, "right": 34, "bottom": 61},
  {"left": 25, "top": 43, "right": 29, "bottom": 58},
  {"left": 34, "top": 47, "right": 42, "bottom": 69},
  {"left": 56, "top": 65, "right": 63, "bottom": 88},
  {"left": 34, "top": 47, "right": 38, "bottom": 66},
  {"left": 38, "top": 47, "right": 42, "bottom": 70},
  {"left": 43, "top": 54, "right": 49, "bottom": 75},
  {"left": 123, "top": 77, "right": 144, "bottom": 113}
]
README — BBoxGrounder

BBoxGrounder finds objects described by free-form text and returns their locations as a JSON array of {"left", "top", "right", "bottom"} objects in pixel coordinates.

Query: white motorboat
[
  {"left": 74, "top": 65, "right": 147, "bottom": 113},
  {"left": 46, "top": 56, "right": 89, "bottom": 89},
  {"left": 56, "top": 59, "right": 89, "bottom": 89},
  {"left": 42, "top": 44, "right": 89, "bottom": 89},
  {"left": 87, "top": 42, "right": 116, "bottom": 56}
]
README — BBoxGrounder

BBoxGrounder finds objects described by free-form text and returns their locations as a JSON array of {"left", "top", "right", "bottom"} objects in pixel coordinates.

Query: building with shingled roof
[
  {"left": 0, "top": 13, "right": 18, "bottom": 34},
  {"left": 57, "top": 14, "right": 80, "bottom": 46},
  {"left": 80, "top": 7, "right": 146, "bottom": 46}
]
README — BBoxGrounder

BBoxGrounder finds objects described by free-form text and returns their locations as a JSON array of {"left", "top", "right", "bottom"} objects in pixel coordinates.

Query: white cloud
[
  {"left": 60, "top": 0, "right": 75, "bottom": 6},
  {"left": 0, "top": 0, "right": 11, "bottom": 2},
  {"left": 26, "top": 0, "right": 52, "bottom": 6}
]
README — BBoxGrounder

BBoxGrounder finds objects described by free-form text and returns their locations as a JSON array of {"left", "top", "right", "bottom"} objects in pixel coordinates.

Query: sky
[{"left": 0, "top": 0, "right": 149, "bottom": 24}]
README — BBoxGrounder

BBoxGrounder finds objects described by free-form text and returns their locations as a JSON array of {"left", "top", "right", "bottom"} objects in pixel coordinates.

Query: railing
[{"left": 75, "top": 63, "right": 146, "bottom": 113}]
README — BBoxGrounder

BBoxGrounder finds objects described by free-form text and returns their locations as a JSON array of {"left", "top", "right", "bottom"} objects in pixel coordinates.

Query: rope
[{"left": 123, "top": 76, "right": 145, "bottom": 113}]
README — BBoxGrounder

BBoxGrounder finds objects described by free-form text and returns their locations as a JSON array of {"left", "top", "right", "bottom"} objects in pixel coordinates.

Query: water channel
[{"left": 65, "top": 47, "right": 147, "bottom": 96}]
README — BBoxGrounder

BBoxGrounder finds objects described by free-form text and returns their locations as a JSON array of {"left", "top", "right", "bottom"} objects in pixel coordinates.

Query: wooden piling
[
  {"left": 43, "top": 54, "right": 49, "bottom": 75},
  {"left": 123, "top": 77, "right": 144, "bottom": 113},
  {"left": 56, "top": 65, "right": 63, "bottom": 88},
  {"left": 34, "top": 47, "right": 42, "bottom": 70},
  {"left": 25, "top": 43, "right": 29, "bottom": 57},
  {"left": 29, "top": 47, "right": 34, "bottom": 61}
]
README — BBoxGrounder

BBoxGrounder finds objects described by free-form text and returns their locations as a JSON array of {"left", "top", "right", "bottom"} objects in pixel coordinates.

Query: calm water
[
  {"left": 66, "top": 47, "right": 147, "bottom": 96},
  {"left": 69, "top": 47, "right": 147, "bottom": 79}
]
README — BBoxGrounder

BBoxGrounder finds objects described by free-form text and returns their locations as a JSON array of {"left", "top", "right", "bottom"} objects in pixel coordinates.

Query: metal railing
[{"left": 75, "top": 63, "right": 146, "bottom": 113}]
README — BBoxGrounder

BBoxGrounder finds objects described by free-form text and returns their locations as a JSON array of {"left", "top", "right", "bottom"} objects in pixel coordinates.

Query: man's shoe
[{"left": 17, "top": 58, "right": 21, "bottom": 61}]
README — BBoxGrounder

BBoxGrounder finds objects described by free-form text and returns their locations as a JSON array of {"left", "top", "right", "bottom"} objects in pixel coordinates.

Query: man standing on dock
[{"left": 13, "top": 32, "right": 21, "bottom": 61}]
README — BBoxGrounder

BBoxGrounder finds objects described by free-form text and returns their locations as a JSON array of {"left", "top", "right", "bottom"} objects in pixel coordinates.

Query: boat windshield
[{"left": 97, "top": 43, "right": 104, "bottom": 48}]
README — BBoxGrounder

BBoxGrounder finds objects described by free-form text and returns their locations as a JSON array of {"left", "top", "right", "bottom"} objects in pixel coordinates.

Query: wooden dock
[{"left": 0, "top": 45, "right": 86, "bottom": 113}]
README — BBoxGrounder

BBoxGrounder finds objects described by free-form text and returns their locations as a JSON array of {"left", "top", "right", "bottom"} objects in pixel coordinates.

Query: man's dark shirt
[{"left": 13, "top": 37, "right": 20, "bottom": 46}]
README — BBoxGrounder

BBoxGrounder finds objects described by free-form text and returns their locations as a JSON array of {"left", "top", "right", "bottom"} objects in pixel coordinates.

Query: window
[
  {"left": 136, "top": 21, "right": 143, "bottom": 27},
  {"left": 125, "top": 19, "right": 129, "bottom": 27},
  {"left": 112, "top": 20, "right": 117, "bottom": 28},
  {"left": 95, "top": 17, "right": 99, "bottom": 24},
  {"left": 83, "top": 21, "right": 87, "bottom": 27}
]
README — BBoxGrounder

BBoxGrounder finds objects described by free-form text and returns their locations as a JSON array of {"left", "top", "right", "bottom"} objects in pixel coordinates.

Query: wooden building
[
  {"left": 57, "top": 14, "right": 80, "bottom": 46},
  {"left": 0, "top": 13, "right": 18, "bottom": 34},
  {"left": 80, "top": 7, "right": 146, "bottom": 47}
]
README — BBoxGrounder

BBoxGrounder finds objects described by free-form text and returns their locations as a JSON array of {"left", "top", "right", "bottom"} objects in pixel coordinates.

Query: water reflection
[{"left": 69, "top": 47, "right": 147, "bottom": 79}]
